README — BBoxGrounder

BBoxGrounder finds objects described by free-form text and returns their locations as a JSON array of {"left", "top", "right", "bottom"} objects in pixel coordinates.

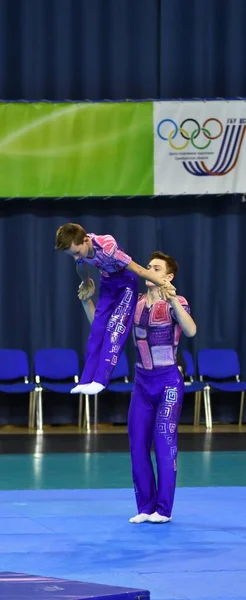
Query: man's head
[
  {"left": 55, "top": 223, "right": 91, "bottom": 260},
  {"left": 146, "top": 251, "right": 178, "bottom": 287}
]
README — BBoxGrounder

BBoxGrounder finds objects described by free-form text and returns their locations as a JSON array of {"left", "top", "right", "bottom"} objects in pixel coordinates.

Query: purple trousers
[
  {"left": 80, "top": 270, "right": 138, "bottom": 387},
  {"left": 128, "top": 364, "right": 184, "bottom": 518}
]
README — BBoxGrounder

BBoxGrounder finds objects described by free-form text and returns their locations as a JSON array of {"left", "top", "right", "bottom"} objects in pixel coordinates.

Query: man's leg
[
  {"left": 128, "top": 377, "right": 157, "bottom": 522},
  {"left": 151, "top": 379, "right": 184, "bottom": 521}
]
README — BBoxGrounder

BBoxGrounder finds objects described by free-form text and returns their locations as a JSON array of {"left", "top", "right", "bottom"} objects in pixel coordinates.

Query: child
[{"left": 55, "top": 223, "right": 169, "bottom": 395}]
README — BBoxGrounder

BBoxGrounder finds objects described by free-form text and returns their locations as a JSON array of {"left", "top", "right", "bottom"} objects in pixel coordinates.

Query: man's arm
[
  {"left": 126, "top": 260, "right": 169, "bottom": 287},
  {"left": 169, "top": 297, "right": 196, "bottom": 337},
  {"left": 159, "top": 285, "right": 197, "bottom": 337}
]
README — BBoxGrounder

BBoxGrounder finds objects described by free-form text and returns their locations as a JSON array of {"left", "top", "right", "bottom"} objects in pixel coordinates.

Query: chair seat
[
  {"left": 0, "top": 382, "right": 36, "bottom": 394},
  {"left": 38, "top": 382, "right": 80, "bottom": 394},
  {"left": 184, "top": 381, "right": 205, "bottom": 392},
  {"left": 208, "top": 381, "right": 246, "bottom": 392},
  {"left": 107, "top": 381, "right": 134, "bottom": 393}
]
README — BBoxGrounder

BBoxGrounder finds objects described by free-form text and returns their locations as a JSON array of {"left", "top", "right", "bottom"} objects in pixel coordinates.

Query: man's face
[
  {"left": 65, "top": 240, "right": 90, "bottom": 261},
  {"left": 145, "top": 258, "right": 173, "bottom": 287}
]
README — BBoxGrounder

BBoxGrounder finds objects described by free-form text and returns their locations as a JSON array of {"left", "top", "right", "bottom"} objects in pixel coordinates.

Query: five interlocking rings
[{"left": 157, "top": 118, "right": 223, "bottom": 150}]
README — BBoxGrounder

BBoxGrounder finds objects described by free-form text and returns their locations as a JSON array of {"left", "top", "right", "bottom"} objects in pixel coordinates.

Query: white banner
[{"left": 154, "top": 100, "right": 246, "bottom": 195}]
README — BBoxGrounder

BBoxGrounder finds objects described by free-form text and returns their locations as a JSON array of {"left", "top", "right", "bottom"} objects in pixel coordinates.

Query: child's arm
[
  {"left": 76, "top": 261, "right": 89, "bottom": 284},
  {"left": 78, "top": 279, "right": 96, "bottom": 324},
  {"left": 126, "top": 260, "right": 169, "bottom": 287}
]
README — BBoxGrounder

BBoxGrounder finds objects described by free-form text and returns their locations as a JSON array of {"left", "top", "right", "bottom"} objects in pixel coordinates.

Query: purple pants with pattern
[
  {"left": 80, "top": 270, "right": 138, "bottom": 387},
  {"left": 128, "top": 364, "right": 184, "bottom": 518}
]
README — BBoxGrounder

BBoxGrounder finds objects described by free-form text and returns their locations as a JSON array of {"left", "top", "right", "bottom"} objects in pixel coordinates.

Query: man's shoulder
[
  {"left": 137, "top": 293, "right": 146, "bottom": 302},
  {"left": 176, "top": 295, "right": 189, "bottom": 306}
]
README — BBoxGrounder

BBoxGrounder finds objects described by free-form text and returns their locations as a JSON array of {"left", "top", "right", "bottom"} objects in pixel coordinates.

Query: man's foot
[
  {"left": 148, "top": 511, "right": 172, "bottom": 523},
  {"left": 129, "top": 513, "right": 150, "bottom": 524}
]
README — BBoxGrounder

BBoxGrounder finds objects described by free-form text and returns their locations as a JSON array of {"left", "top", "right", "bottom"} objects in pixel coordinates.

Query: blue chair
[
  {"left": 0, "top": 349, "right": 36, "bottom": 428},
  {"left": 197, "top": 349, "right": 246, "bottom": 428},
  {"left": 34, "top": 349, "right": 89, "bottom": 432},
  {"left": 108, "top": 351, "right": 134, "bottom": 390},
  {"left": 93, "top": 351, "right": 134, "bottom": 429},
  {"left": 181, "top": 350, "right": 207, "bottom": 426}
]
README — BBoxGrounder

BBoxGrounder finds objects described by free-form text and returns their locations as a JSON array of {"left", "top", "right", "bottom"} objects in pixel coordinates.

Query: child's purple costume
[
  {"left": 128, "top": 293, "right": 190, "bottom": 518},
  {"left": 77, "top": 234, "right": 138, "bottom": 387}
]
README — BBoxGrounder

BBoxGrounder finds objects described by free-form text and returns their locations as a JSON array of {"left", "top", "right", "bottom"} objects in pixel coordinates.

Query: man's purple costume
[{"left": 128, "top": 294, "right": 190, "bottom": 517}]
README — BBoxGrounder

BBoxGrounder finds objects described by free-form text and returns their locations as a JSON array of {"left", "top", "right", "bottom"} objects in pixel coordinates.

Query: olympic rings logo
[{"left": 157, "top": 118, "right": 224, "bottom": 150}]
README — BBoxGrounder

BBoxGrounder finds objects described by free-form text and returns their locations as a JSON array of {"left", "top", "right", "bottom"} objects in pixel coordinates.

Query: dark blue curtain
[
  {"left": 0, "top": 0, "right": 246, "bottom": 101},
  {"left": 1, "top": 196, "right": 246, "bottom": 372},
  {"left": 0, "top": 0, "right": 246, "bottom": 424}
]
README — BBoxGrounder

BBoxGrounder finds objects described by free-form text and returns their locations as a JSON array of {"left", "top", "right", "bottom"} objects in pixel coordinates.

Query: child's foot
[
  {"left": 148, "top": 512, "right": 172, "bottom": 523},
  {"left": 129, "top": 513, "right": 150, "bottom": 524},
  {"left": 80, "top": 382, "right": 105, "bottom": 395},
  {"left": 70, "top": 384, "right": 90, "bottom": 394}
]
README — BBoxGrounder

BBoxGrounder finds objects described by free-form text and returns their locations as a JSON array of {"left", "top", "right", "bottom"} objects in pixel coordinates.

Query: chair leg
[
  {"left": 31, "top": 391, "right": 37, "bottom": 428},
  {"left": 36, "top": 389, "right": 43, "bottom": 432},
  {"left": 28, "top": 391, "right": 35, "bottom": 428},
  {"left": 194, "top": 391, "right": 201, "bottom": 426},
  {"left": 194, "top": 392, "right": 198, "bottom": 426},
  {"left": 83, "top": 394, "right": 91, "bottom": 433},
  {"left": 78, "top": 393, "right": 83, "bottom": 428},
  {"left": 204, "top": 387, "right": 212, "bottom": 429},
  {"left": 197, "top": 391, "right": 202, "bottom": 426},
  {"left": 239, "top": 391, "right": 245, "bottom": 426},
  {"left": 94, "top": 394, "right": 98, "bottom": 430},
  {"left": 203, "top": 387, "right": 210, "bottom": 429},
  {"left": 207, "top": 388, "right": 213, "bottom": 429}
]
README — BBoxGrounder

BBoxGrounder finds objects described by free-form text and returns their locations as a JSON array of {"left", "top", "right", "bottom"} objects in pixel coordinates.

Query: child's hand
[
  {"left": 151, "top": 275, "right": 172, "bottom": 287},
  {"left": 159, "top": 282, "right": 176, "bottom": 302},
  {"left": 78, "top": 278, "right": 95, "bottom": 301}
]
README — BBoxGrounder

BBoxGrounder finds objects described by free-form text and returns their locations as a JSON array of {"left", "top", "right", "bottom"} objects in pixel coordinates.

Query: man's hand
[{"left": 78, "top": 278, "right": 95, "bottom": 302}]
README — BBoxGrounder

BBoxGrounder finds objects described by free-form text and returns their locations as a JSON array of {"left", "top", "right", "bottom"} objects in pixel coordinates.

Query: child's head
[{"left": 55, "top": 223, "right": 91, "bottom": 260}]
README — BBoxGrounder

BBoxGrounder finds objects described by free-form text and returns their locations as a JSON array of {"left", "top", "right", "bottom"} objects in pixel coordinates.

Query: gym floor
[{"left": 0, "top": 425, "right": 246, "bottom": 600}]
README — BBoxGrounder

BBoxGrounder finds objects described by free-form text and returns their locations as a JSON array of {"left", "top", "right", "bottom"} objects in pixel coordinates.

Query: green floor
[{"left": 0, "top": 451, "right": 245, "bottom": 490}]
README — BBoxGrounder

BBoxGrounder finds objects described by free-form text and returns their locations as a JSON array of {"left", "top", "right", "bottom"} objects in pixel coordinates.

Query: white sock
[
  {"left": 70, "top": 384, "right": 90, "bottom": 394},
  {"left": 129, "top": 513, "right": 150, "bottom": 524},
  {"left": 148, "top": 512, "right": 172, "bottom": 523},
  {"left": 80, "top": 382, "right": 105, "bottom": 395}
]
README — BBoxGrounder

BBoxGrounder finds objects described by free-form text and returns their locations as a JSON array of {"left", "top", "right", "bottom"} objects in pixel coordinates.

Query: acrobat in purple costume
[
  {"left": 128, "top": 294, "right": 190, "bottom": 518},
  {"left": 77, "top": 234, "right": 138, "bottom": 387}
]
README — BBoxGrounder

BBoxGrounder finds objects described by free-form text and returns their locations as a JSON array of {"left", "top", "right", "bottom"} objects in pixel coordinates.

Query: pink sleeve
[
  {"left": 95, "top": 234, "right": 132, "bottom": 269},
  {"left": 170, "top": 296, "right": 191, "bottom": 321}
]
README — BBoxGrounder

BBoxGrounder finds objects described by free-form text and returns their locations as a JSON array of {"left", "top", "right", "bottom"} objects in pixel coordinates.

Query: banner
[
  {"left": 0, "top": 102, "right": 153, "bottom": 197},
  {"left": 154, "top": 100, "right": 246, "bottom": 195},
  {"left": 0, "top": 100, "right": 246, "bottom": 197}
]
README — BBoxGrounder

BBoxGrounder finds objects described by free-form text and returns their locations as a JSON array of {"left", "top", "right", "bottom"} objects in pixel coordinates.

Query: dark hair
[
  {"left": 55, "top": 223, "right": 87, "bottom": 250},
  {"left": 148, "top": 251, "right": 178, "bottom": 277}
]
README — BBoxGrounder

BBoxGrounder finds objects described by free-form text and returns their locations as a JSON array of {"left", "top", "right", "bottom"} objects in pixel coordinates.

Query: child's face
[{"left": 65, "top": 239, "right": 90, "bottom": 261}]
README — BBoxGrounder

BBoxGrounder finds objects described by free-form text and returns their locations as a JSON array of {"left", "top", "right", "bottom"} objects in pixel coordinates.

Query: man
[{"left": 77, "top": 251, "right": 197, "bottom": 524}]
